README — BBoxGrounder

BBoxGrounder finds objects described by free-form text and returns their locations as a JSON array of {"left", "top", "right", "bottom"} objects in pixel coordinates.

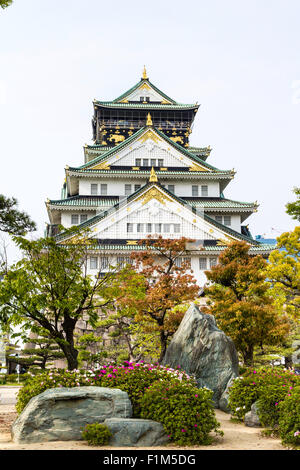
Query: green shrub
[
  {"left": 0, "top": 374, "right": 6, "bottom": 385},
  {"left": 256, "top": 383, "right": 289, "bottom": 428},
  {"left": 140, "top": 379, "right": 223, "bottom": 445},
  {"left": 5, "top": 373, "right": 30, "bottom": 384},
  {"left": 278, "top": 386, "right": 300, "bottom": 448},
  {"left": 81, "top": 423, "right": 112, "bottom": 446},
  {"left": 227, "top": 376, "right": 260, "bottom": 420},
  {"left": 228, "top": 367, "right": 300, "bottom": 424}
]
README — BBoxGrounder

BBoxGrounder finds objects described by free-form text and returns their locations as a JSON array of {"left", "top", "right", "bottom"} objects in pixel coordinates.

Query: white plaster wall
[
  {"left": 125, "top": 86, "right": 166, "bottom": 102},
  {"left": 111, "top": 145, "right": 190, "bottom": 168},
  {"left": 79, "top": 178, "right": 220, "bottom": 197},
  {"left": 209, "top": 213, "right": 241, "bottom": 232},
  {"left": 86, "top": 252, "right": 216, "bottom": 287},
  {"left": 79, "top": 179, "right": 147, "bottom": 196},
  {"left": 61, "top": 211, "right": 97, "bottom": 228},
  {"left": 94, "top": 204, "right": 217, "bottom": 241},
  {"left": 159, "top": 180, "right": 220, "bottom": 197}
]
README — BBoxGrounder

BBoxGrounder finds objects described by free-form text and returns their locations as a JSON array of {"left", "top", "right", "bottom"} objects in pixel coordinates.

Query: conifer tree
[
  {"left": 16, "top": 331, "right": 65, "bottom": 371},
  {"left": 0, "top": 195, "right": 36, "bottom": 235}
]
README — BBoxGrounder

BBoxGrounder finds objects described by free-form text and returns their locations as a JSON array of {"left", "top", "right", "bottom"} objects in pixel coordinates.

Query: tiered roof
[{"left": 46, "top": 69, "right": 273, "bottom": 258}]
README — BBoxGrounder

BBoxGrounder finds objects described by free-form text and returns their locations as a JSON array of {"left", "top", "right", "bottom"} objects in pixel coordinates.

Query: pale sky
[{"left": 0, "top": 0, "right": 299, "bottom": 262}]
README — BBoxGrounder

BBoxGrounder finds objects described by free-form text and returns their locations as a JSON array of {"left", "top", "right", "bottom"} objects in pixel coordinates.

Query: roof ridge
[{"left": 110, "top": 78, "right": 178, "bottom": 104}]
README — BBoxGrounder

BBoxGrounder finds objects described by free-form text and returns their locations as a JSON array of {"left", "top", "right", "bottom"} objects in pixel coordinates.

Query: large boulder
[
  {"left": 104, "top": 418, "right": 169, "bottom": 447},
  {"left": 162, "top": 303, "right": 239, "bottom": 407},
  {"left": 12, "top": 386, "right": 132, "bottom": 443}
]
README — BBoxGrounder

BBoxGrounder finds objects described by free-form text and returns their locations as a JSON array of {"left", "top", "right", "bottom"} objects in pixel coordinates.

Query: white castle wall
[
  {"left": 79, "top": 178, "right": 220, "bottom": 198},
  {"left": 85, "top": 252, "right": 213, "bottom": 287}
]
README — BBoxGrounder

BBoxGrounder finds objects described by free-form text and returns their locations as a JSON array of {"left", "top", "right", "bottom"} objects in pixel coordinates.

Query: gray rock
[
  {"left": 162, "top": 303, "right": 239, "bottom": 407},
  {"left": 292, "top": 340, "right": 300, "bottom": 365},
  {"left": 244, "top": 402, "right": 261, "bottom": 427},
  {"left": 218, "top": 376, "right": 235, "bottom": 413},
  {"left": 12, "top": 386, "right": 132, "bottom": 444},
  {"left": 104, "top": 418, "right": 169, "bottom": 447}
]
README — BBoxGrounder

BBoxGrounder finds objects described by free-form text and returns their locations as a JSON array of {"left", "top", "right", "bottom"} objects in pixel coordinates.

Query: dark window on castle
[{"left": 192, "top": 185, "right": 199, "bottom": 197}]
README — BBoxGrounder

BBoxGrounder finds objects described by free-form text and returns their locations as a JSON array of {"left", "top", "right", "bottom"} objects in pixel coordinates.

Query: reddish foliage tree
[{"left": 125, "top": 236, "right": 200, "bottom": 363}]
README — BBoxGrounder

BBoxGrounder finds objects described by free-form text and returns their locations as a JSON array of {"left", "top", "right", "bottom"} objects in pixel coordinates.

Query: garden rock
[
  {"left": 104, "top": 418, "right": 169, "bottom": 447},
  {"left": 162, "top": 303, "right": 239, "bottom": 407},
  {"left": 12, "top": 386, "right": 132, "bottom": 444},
  {"left": 291, "top": 339, "right": 300, "bottom": 366},
  {"left": 218, "top": 376, "right": 235, "bottom": 413},
  {"left": 244, "top": 402, "right": 261, "bottom": 427}
]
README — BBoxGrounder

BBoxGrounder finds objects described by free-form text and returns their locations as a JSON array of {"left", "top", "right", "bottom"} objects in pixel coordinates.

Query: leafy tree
[
  {"left": 266, "top": 226, "right": 300, "bottom": 319},
  {"left": 0, "top": 228, "right": 118, "bottom": 370},
  {"left": 286, "top": 187, "right": 300, "bottom": 222},
  {"left": 97, "top": 266, "right": 151, "bottom": 362},
  {"left": 203, "top": 241, "right": 290, "bottom": 366},
  {"left": 0, "top": 0, "right": 13, "bottom": 9},
  {"left": 121, "top": 236, "right": 199, "bottom": 363},
  {"left": 0, "top": 195, "right": 36, "bottom": 235}
]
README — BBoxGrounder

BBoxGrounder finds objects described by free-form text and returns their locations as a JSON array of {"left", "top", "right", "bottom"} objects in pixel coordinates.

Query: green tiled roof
[
  {"left": 85, "top": 144, "right": 114, "bottom": 151},
  {"left": 48, "top": 195, "right": 255, "bottom": 211},
  {"left": 83, "top": 243, "right": 275, "bottom": 254},
  {"left": 187, "top": 198, "right": 256, "bottom": 209},
  {"left": 67, "top": 168, "right": 233, "bottom": 178},
  {"left": 48, "top": 196, "right": 118, "bottom": 207},
  {"left": 94, "top": 101, "right": 199, "bottom": 110}
]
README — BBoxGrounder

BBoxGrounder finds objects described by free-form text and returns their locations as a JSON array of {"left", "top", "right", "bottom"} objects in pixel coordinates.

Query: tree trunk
[
  {"left": 60, "top": 344, "right": 78, "bottom": 370},
  {"left": 158, "top": 331, "right": 168, "bottom": 364},
  {"left": 243, "top": 345, "right": 254, "bottom": 366},
  {"left": 59, "top": 316, "right": 79, "bottom": 370},
  {"left": 284, "top": 355, "right": 293, "bottom": 369}
]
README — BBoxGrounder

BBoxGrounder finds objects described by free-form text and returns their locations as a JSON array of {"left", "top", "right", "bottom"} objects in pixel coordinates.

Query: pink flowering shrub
[
  {"left": 91, "top": 361, "right": 196, "bottom": 417},
  {"left": 228, "top": 367, "right": 300, "bottom": 428},
  {"left": 16, "top": 362, "right": 195, "bottom": 416},
  {"left": 140, "top": 379, "right": 223, "bottom": 445}
]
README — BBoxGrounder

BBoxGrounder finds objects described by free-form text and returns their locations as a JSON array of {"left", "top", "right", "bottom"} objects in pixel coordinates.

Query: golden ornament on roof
[
  {"left": 149, "top": 166, "right": 158, "bottom": 182},
  {"left": 142, "top": 65, "right": 148, "bottom": 79},
  {"left": 146, "top": 113, "right": 153, "bottom": 126}
]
